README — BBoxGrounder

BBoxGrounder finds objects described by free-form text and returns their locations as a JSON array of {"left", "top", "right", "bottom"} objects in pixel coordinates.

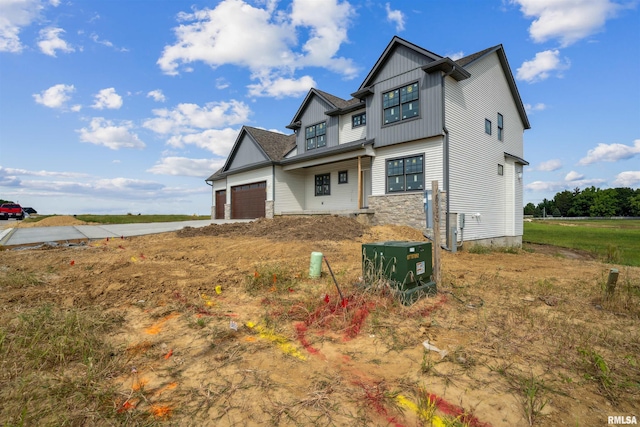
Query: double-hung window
[
  {"left": 306, "top": 122, "right": 326, "bottom": 150},
  {"left": 386, "top": 155, "right": 424, "bottom": 192},
  {"left": 315, "top": 173, "right": 330, "bottom": 196},
  {"left": 352, "top": 112, "right": 366, "bottom": 128},
  {"left": 383, "top": 82, "right": 419, "bottom": 125},
  {"left": 497, "top": 113, "right": 504, "bottom": 141}
]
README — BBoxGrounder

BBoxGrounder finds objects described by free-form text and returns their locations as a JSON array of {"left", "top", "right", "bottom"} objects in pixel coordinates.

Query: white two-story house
[{"left": 206, "top": 36, "right": 530, "bottom": 247}]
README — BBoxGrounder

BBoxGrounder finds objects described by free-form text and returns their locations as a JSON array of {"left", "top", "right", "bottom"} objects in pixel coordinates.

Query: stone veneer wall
[
  {"left": 367, "top": 193, "right": 426, "bottom": 229},
  {"left": 265, "top": 200, "right": 274, "bottom": 219},
  {"left": 224, "top": 204, "right": 231, "bottom": 220}
]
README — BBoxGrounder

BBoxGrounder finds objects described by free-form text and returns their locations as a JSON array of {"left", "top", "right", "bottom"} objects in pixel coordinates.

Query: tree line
[{"left": 524, "top": 186, "right": 640, "bottom": 217}]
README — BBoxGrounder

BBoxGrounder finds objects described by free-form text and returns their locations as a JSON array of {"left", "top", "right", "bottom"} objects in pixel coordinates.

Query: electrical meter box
[{"left": 362, "top": 241, "right": 436, "bottom": 304}]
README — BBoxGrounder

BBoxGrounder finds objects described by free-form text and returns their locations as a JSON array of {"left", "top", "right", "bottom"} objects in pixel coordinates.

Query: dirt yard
[{"left": 1, "top": 216, "right": 638, "bottom": 426}]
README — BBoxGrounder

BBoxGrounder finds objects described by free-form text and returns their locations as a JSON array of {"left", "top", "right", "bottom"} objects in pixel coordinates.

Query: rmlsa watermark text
[{"left": 609, "top": 415, "right": 637, "bottom": 425}]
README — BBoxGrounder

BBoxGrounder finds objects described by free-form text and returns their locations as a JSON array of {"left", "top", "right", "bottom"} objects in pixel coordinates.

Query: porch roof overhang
[
  {"left": 504, "top": 152, "right": 529, "bottom": 166},
  {"left": 280, "top": 139, "right": 375, "bottom": 171}
]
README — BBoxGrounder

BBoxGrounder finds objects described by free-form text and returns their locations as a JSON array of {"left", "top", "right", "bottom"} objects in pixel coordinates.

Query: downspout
[{"left": 441, "top": 65, "right": 456, "bottom": 251}]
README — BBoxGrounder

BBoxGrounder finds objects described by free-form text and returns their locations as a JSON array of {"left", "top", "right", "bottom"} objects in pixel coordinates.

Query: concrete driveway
[{"left": 0, "top": 219, "right": 251, "bottom": 247}]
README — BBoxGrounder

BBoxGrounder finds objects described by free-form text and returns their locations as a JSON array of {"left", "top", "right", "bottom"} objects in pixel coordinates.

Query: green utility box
[{"left": 362, "top": 241, "right": 436, "bottom": 305}]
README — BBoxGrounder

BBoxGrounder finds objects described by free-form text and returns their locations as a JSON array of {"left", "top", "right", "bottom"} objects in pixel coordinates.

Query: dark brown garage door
[
  {"left": 231, "top": 181, "right": 266, "bottom": 219},
  {"left": 215, "top": 190, "right": 226, "bottom": 219}
]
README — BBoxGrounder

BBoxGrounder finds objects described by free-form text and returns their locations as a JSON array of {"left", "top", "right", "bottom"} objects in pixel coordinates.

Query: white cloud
[
  {"left": 385, "top": 3, "right": 405, "bottom": 32},
  {"left": 524, "top": 102, "right": 546, "bottom": 113},
  {"left": 446, "top": 51, "right": 464, "bottom": 61},
  {"left": 71, "top": 104, "right": 82, "bottom": 112},
  {"left": 517, "top": 49, "right": 570, "bottom": 83},
  {"left": 90, "top": 32, "right": 128, "bottom": 52},
  {"left": 157, "top": 0, "right": 358, "bottom": 98},
  {"left": 247, "top": 74, "right": 315, "bottom": 98},
  {"left": 0, "top": 0, "right": 43, "bottom": 53},
  {"left": 91, "top": 88, "right": 123, "bottom": 110},
  {"left": 565, "top": 170, "right": 584, "bottom": 181},
  {"left": 33, "top": 83, "right": 75, "bottom": 108},
  {"left": 38, "top": 26, "right": 74, "bottom": 56},
  {"left": 166, "top": 128, "right": 240, "bottom": 157},
  {"left": 613, "top": 171, "right": 640, "bottom": 187},
  {"left": 511, "top": 0, "right": 624, "bottom": 47},
  {"left": 215, "top": 78, "right": 229, "bottom": 89},
  {"left": 147, "top": 157, "right": 226, "bottom": 177},
  {"left": 77, "top": 117, "right": 146, "bottom": 150},
  {"left": 526, "top": 177, "right": 605, "bottom": 192},
  {"left": 0, "top": 166, "right": 89, "bottom": 178},
  {"left": 143, "top": 100, "right": 250, "bottom": 135},
  {"left": 536, "top": 159, "right": 562, "bottom": 172},
  {"left": 578, "top": 139, "right": 640, "bottom": 165},
  {"left": 147, "top": 89, "right": 166, "bottom": 102}
]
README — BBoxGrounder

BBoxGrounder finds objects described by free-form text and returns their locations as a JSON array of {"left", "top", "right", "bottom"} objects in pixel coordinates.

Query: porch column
[{"left": 357, "top": 156, "right": 362, "bottom": 209}]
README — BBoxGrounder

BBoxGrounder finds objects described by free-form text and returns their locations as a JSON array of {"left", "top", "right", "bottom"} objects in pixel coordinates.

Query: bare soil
[{"left": 1, "top": 216, "right": 638, "bottom": 426}]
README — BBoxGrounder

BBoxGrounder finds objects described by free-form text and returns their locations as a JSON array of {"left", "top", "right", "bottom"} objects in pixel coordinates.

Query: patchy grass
[
  {"left": 524, "top": 220, "right": 640, "bottom": 266},
  {"left": 0, "top": 305, "right": 132, "bottom": 426}
]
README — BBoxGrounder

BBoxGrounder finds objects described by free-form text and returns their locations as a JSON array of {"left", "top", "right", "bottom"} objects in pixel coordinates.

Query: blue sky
[{"left": 1, "top": 0, "right": 638, "bottom": 215}]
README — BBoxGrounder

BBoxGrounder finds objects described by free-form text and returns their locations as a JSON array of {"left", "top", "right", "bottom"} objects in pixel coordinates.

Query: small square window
[
  {"left": 338, "top": 170, "right": 348, "bottom": 184},
  {"left": 352, "top": 112, "right": 366, "bottom": 128},
  {"left": 498, "top": 164, "right": 504, "bottom": 176},
  {"left": 485, "top": 119, "right": 492, "bottom": 135}
]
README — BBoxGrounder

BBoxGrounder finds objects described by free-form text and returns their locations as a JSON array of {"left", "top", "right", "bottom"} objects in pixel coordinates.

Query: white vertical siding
[
  {"left": 226, "top": 167, "right": 273, "bottom": 201},
  {"left": 339, "top": 109, "right": 366, "bottom": 144},
  {"left": 371, "top": 138, "right": 443, "bottom": 196},
  {"left": 445, "top": 52, "right": 525, "bottom": 241}
]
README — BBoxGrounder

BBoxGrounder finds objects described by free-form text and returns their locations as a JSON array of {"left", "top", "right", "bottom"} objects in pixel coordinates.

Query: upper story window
[
  {"left": 497, "top": 113, "right": 504, "bottom": 141},
  {"left": 485, "top": 119, "right": 492, "bottom": 135},
  {"left": 306, "top": 122, "right": 326, "bottom": 150},
  {"left": 386, "top": 155, "right": 424, "bottom": 193},
  {"left": 352, "top": 112, "right": 366, "bottom": 128},
  {"left": 383, "top": 82, "right": 419, "bottom": 125}
]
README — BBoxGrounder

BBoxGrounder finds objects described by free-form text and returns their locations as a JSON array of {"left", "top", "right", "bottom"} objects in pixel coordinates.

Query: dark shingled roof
[
  {"left": 455, "top": 46, "right": 500, "bottom": 67},
  {"left": 313, "top": 89, "right": 360, "bottom": 110},
  {"left": 205, "top": 126, "right": 296, "bottom": 182},
  {"left": 244, "top": 126, "right": 296, "bottom": 161}
]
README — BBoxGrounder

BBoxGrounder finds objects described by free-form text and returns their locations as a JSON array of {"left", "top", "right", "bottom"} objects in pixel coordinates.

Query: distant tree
[
  {"left": 0, "top": 199, "right": 13, "bottom": 204},
  {"left": 552, "top": 207, "right": 561, "bottom": 217},
  {"left": 568, "top": 186, "right": 597, "bottom": 216},
  {"left": 537, "top": 198, "right": 555, "bottom": 217},
  {"left": 553, "top": 190, "right": 574, "bottom": 216},
  {"left": 523, "top": 202, "right": 537, "bottom": 216},
  {"left": 630, "top": 194, "right": 640, "bottom": 216},
  {"left": 614, "top": 187, "right": 636, "bottom": 216},
  {"left": 590, "top": 188, "right": 617, "bottom": 217}
]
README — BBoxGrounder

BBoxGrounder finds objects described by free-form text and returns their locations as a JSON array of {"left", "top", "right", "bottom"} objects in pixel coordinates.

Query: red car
[{"left": 0, "top": 203, "right": 24, "bottom": 220}]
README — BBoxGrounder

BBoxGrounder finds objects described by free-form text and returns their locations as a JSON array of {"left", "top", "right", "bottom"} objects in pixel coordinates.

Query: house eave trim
[
  {"left": 280, "top": 139, "right": 374, "bottom": 166},
  {"left": 422, "top": 58, "right": 471, "bottom": 81},
  {"left": 504, "top": 152, "right": 529, "bottom": 165}
]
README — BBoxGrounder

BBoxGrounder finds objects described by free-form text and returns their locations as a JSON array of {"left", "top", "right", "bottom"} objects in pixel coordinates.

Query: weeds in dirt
[
  {"left": 0, "top": 305, "right": 134, "bottom": 425},
  {"left": 579, "top": 348, "right": 616, "bottom": 401},
  {"left": 245, "top": 263, "right": 300, "bottom": 295},
  {"left": 604, "top": 244, "right": 622, "bottom": 264},
  {"left": 519, "top": 374, "right": 549, "bottom": 426},
  {"left": 0, "top": 268, "right": 43, "bottom": 288}
]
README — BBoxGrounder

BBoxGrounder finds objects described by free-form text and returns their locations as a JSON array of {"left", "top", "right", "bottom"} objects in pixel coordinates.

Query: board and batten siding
[
  {"left": 370, "top": 137, "right": 443, "bottom": 196},
  {"left": 445, "top": 51, "right": 525, "bottom": 242},
  {"left": 226, "top": 167, "right": 273, "bottom": 202},
  {"left": 274, "top": 167, "right": 305, "bottom": 213},
  {"left": 339, "top": 108, "right": 366, "bottom": 144},
  {"left": 295, "top": 96, "right": 339, "bottom": 153},
  {"left": 364, "top": 46, "right": 442, "bottom": 148},
  {"left": 227, "top": 134, "right": 268, "bottom": 170}
]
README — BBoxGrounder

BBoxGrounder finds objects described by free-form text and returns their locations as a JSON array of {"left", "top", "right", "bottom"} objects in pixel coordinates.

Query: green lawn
[{"left": 523, "top": 219, "right": 640, "bottom": 266}]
